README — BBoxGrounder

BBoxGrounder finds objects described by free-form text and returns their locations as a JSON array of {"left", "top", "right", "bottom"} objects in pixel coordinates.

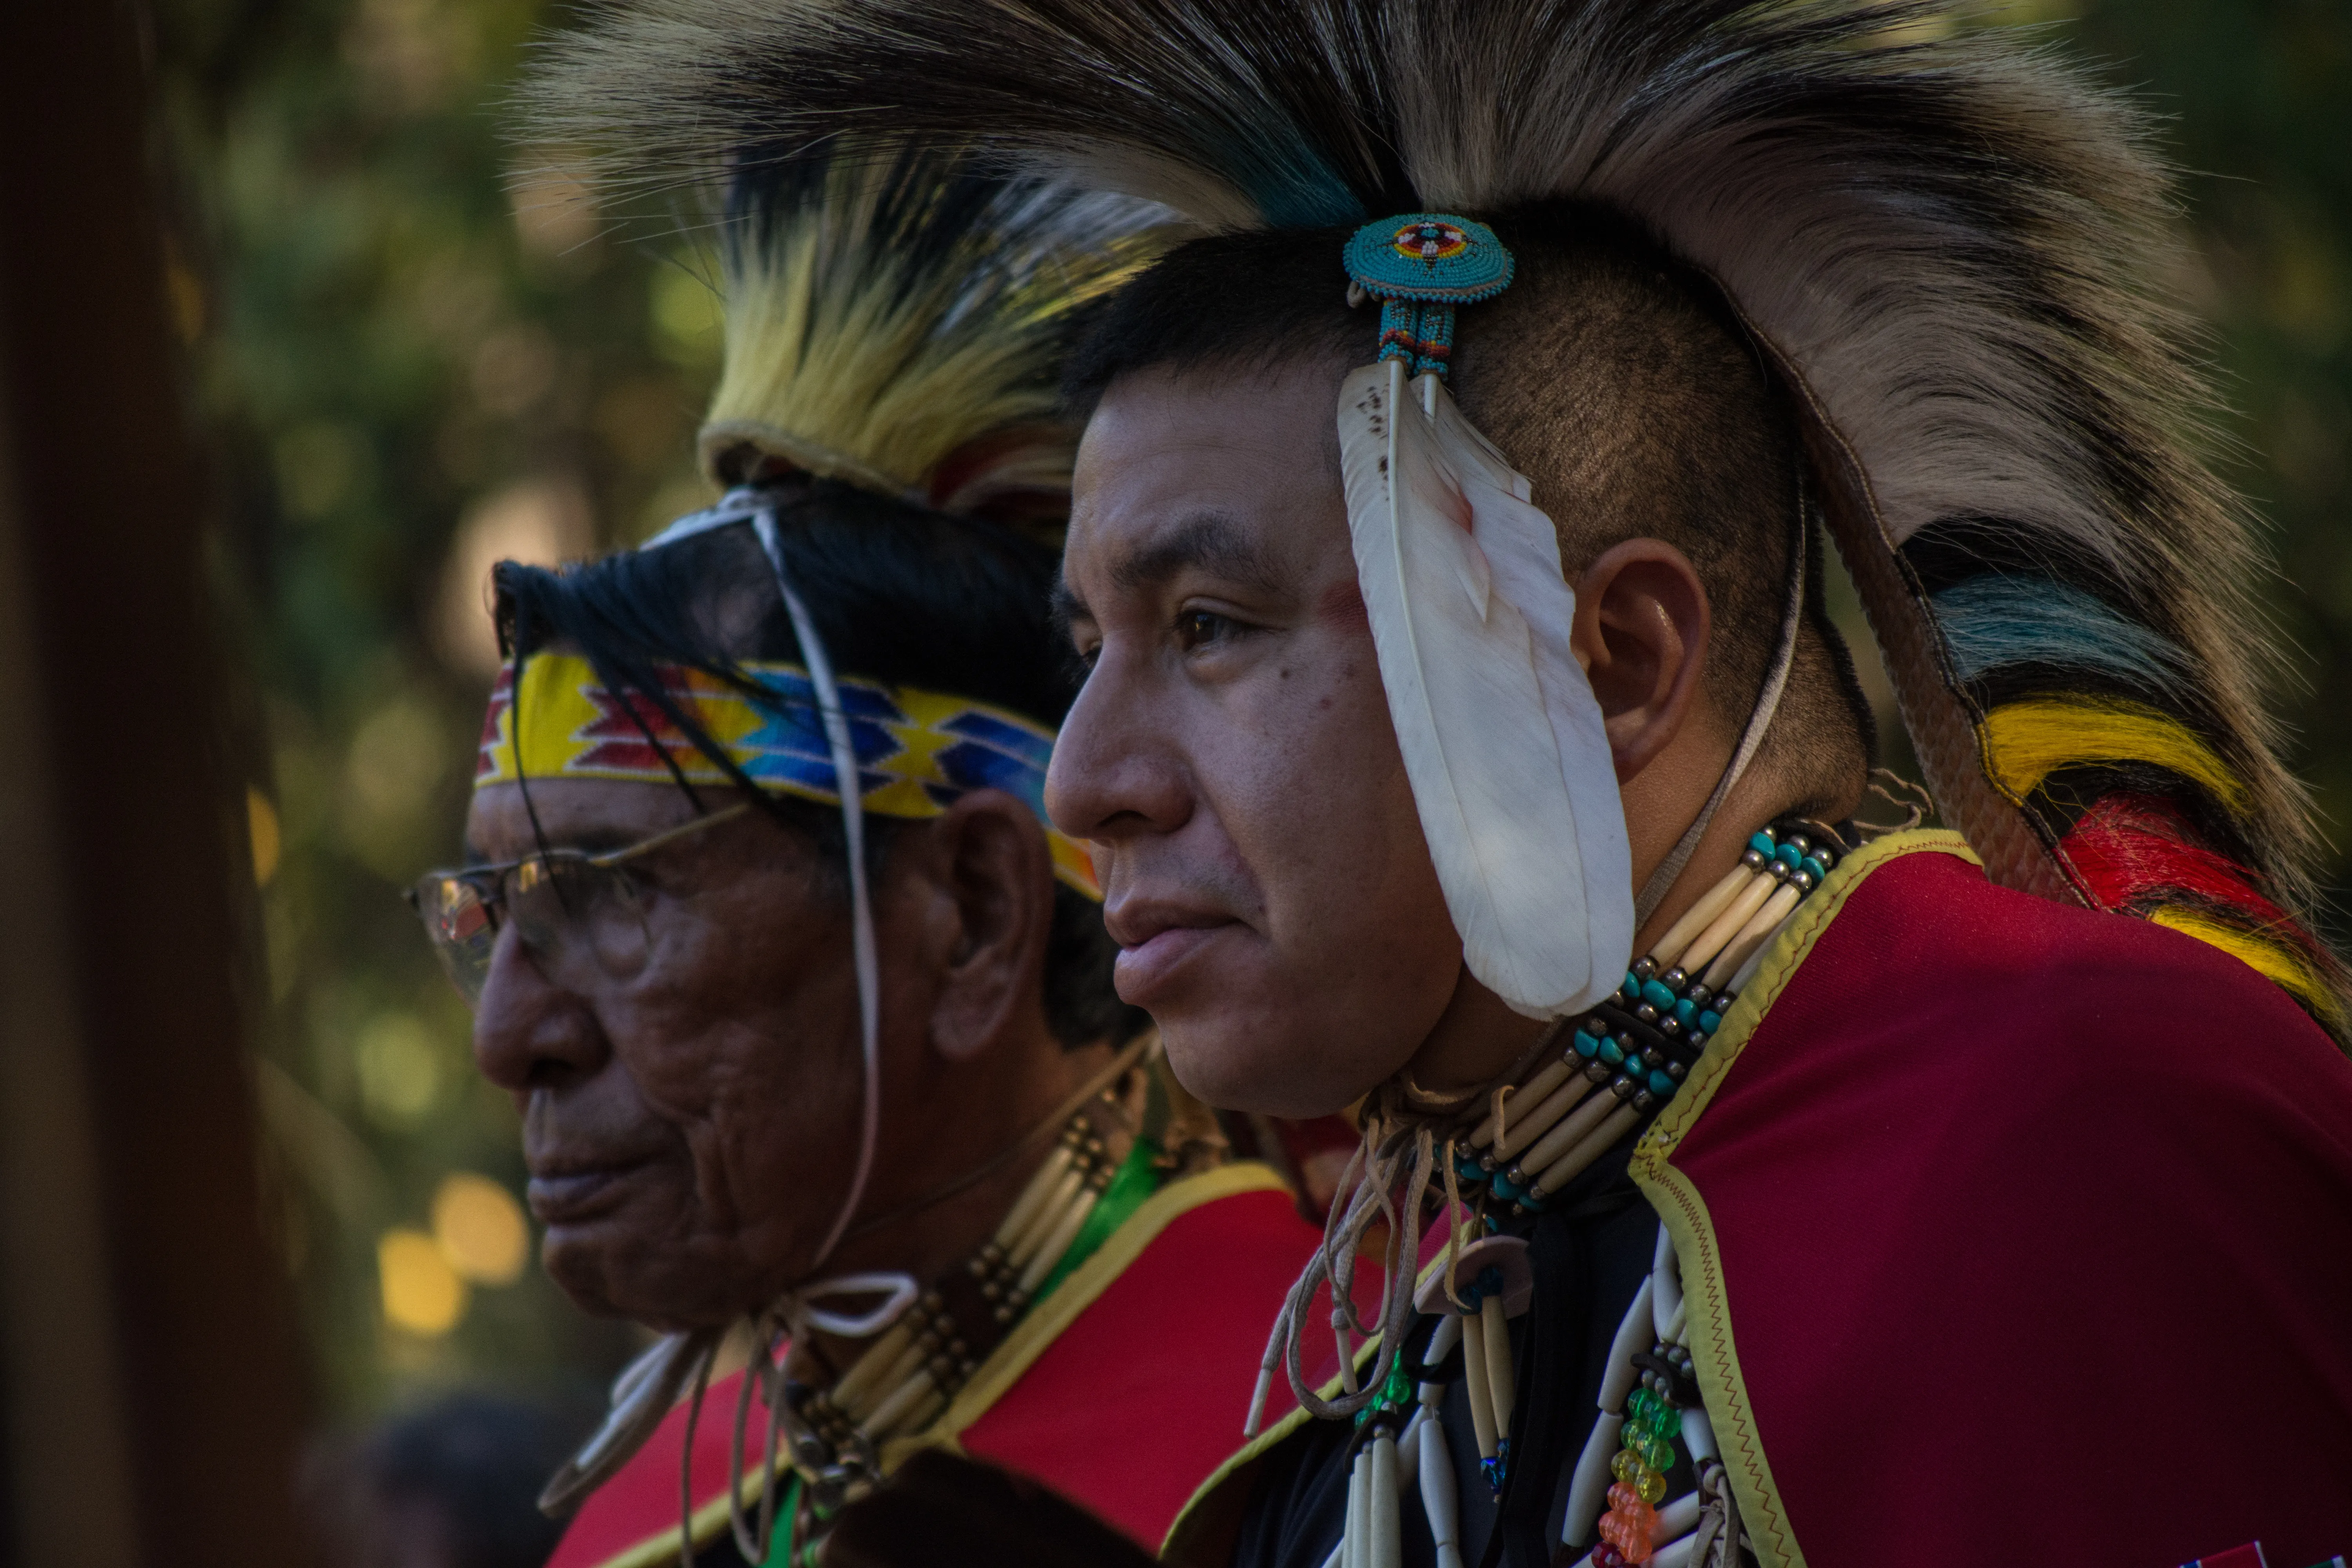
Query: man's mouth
[
  {"left": 526, "top": 1155, "right": 654, "bottom": 1225},
  {"left": 1107, "top": 901, "right": 1240, "bottom": 1003}
]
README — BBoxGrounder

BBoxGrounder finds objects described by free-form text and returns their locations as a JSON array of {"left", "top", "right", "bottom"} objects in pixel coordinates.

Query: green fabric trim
[
  {"left": 1030, "top": 1134, "right": 1161, "bottom": 1305},
  {"left": 757, "top": 1472, "right": 804, "bottom": 1568}
]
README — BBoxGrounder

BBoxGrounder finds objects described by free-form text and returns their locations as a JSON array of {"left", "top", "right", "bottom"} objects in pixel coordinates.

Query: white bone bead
[
  {"left": 1513, "top": 1087, "right": 1620, "bottom": 1178},
  {"left": 1461, "top": 1305, "right": 1498, "bottom": 1461},
  {"left": 1492, "top": 1074, "right": 1592, "bottom": 1162},
  {"left": 1481, "top": 1296, "right": 1515, "bottom": 1439},
  {"left": 1651, "top": 863, "right": 1757, "bottom": 971},
  {"left": 1470, "top": 1058, "right": 1578, "bottom": 1149},
  {"left": 1529, "top": 1104, "right": 1641, "bottom": 1198},
  {"left": 1680, "top": 1406, "right": 1719, "bottom": 1463},
  {"left": 1597, "top": 1278, "right": 1655, "bottom": 1414},
  {"left": 1650, "top": 1227, "right": 1684, "bottom": 1338},
  {"left": 1559, "top": 1411, "right": 1622, "bottom": 1548},
  {"left": 1368, "top": 1432, "right": 1403, "bottom": 1568},
  {"left": 1393, "top": 1407, "right": 1423, "bottom": 1493},
  {"left": 1655, "top": 1489, "right": 1704, "bottom": 1541},
  {"left": 1419, "top": 1416, "right": 1463, "bottom": 1568}
]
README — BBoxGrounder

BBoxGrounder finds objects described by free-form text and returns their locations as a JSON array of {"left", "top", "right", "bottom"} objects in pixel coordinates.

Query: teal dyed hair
[{"left": 1933, "top": 575, "right": 2188, "bottom": 693}]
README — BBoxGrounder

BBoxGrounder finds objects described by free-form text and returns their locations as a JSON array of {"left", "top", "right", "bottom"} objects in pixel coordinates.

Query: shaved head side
[{"left": 1067, "top": 207, "right": 1873, "bottom": 820}]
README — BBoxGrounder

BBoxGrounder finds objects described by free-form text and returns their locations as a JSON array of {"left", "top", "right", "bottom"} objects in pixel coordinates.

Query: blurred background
[{"left": 128, "top": 0, "right": 2347, "bottom": 1541}]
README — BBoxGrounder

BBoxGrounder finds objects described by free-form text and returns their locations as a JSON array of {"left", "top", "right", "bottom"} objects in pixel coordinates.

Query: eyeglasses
[{"left": 408, "top": 803, "right": 752, "bottom": 1006}]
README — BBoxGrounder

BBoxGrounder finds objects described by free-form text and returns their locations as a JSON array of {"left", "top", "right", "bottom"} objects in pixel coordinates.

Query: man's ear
[
  {"left": 1570, "top": 539, "right": 1711, "bottom": 784},
  {"left": 915, "top": 792, "right": 1057, "bottom": 1063}
]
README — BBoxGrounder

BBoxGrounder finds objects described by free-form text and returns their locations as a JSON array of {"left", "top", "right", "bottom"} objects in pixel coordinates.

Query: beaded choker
[
  {"left": 692, "top": 1044, "right": 1211, "bottom": 1568},
  {"left": 1456, "top": 820, "right": 1844, "bottom": 1214},
  {"left": 1311, "top": 819, "right": 1857, "bottom": 1568}
]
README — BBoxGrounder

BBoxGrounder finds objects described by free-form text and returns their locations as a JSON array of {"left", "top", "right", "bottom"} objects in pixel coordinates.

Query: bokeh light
[
  {"left": 432, "top": 1171, "right": 531, "bottom": 1286},
  {"left": 378, "top": 1227, "right": 467, "bottom": 1336}
]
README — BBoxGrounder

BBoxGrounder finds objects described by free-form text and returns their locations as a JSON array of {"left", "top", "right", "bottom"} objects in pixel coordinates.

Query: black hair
[
  {"left": 1061, "top": 207, "right": 1877, "bottom": 805},
  {"left": 492, "top": 477, "right": 1145, "bottom": 1049}
]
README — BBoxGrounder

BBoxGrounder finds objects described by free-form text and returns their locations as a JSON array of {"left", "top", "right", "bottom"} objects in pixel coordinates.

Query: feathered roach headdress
[
  {"left": 524, "top": 0, "right": 2350, "bottom": 1036},
  {"left": 696, "top": 143, "right": 1159, "bottom": 526}
]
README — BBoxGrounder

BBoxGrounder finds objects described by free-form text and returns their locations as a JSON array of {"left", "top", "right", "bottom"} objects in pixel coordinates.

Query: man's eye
[{"left": 1175, "top": 609, "right": 1239, "bottom": 651}]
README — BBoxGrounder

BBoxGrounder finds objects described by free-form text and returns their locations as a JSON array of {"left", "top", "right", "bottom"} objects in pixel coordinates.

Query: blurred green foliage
[
  {"left": 147, "top": 0, "right": 2352, "bottom": 1423},
  {"left": 151, "top": 0, "right": 720, "bottom": 1418}
]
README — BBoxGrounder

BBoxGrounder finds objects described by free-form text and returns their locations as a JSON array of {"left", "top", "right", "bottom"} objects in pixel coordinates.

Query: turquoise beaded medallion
[{"left": 1343, "top": 213, "right": 1515, "bottom": 378}]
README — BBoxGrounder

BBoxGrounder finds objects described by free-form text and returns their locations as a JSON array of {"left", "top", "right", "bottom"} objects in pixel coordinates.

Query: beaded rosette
[{"left": 1341, "top": 214, "right": 1515, "bottom": 380}]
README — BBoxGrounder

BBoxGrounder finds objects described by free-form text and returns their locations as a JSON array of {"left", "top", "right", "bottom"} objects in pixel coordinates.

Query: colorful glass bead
[
  {"left": 1599, "top": 1038, "right": 1625, "bottom": 1066},
  {"left": 1641, "top": 979, "right": 1677, "bottom": 1010},
  {"left": 1610, "top": 1448, "right": 1644, "bottom": 1484},
  {"left": 1575, "top": 1029, "right": 1602, "bottom": 1059},
  {"left": 1749, "top": 831, "right": 1776, "bottom": 857}
]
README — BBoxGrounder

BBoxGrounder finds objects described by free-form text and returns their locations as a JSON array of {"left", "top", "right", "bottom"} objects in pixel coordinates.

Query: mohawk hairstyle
[{"left": 523, "top": 0, "right": 2348, "bottom": 1034}]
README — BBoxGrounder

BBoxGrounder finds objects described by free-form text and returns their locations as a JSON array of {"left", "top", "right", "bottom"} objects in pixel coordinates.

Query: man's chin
[
  {"left": 1161, "top": 1015, "right": 1370, "bottom": 1120},
  {"left": 540, "top": 1232, "right": 745, "bottom": 1331}
]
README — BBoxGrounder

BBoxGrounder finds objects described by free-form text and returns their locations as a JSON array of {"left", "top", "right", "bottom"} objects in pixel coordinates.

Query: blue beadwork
[
  {"left": 1344, "top": 215, "right": 1515, "bottom": 303},
  {"left": 1457, "top": 817, "right": 1838, "bottom": 1219},
  {"left": 1345, "top": 214, "right": 1514, "bottom": 379}
]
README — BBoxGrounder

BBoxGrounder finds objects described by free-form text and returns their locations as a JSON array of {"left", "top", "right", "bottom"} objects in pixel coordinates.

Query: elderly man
[
  {"left": 413, "top": 146, "right": 1343, "bottom": 1568},
  {"left": 524, "top": 2, "right": 2352, "bottom": 1566}
]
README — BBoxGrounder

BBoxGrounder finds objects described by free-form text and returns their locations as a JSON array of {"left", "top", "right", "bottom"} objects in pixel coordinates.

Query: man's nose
[
  {"left": 1044, "top": 652, "right": 1193, "bottom": 846},
  {"left": 470, "top": 924, "right": 608, "bottom": 1094}
]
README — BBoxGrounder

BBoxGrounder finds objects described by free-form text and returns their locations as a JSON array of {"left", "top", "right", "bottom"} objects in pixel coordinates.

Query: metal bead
[
  {"left": 1739, "top": 848, "right": 1766, "bottom": 869},
  {"left": 1632, "top": 1089, "right": 1657, "bottom": 1113},
  {"left": 1635, "top": 1003, "right": 1659, "bottom": 1023},
  {"left": 1661, "top": 967, "right": 1688, "bottom": 990},
  {"left": 1632, "top": 956, "right": 1658, "bottom": 980}
]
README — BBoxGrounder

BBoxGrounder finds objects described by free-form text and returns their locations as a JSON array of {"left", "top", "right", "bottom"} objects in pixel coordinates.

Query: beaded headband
[{"left": 474, "top": 651, "right": 1100, "bottom": 899}]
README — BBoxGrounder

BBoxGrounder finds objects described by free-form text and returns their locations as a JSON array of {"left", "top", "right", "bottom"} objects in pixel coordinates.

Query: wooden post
[{"left": 0, "top": 3, "right": 312, "bottom": 1563}]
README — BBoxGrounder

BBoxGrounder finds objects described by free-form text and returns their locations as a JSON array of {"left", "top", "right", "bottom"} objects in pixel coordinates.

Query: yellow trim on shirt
[{"left": 1629, "top": 828, "right": 1976, "bottom": 1568}]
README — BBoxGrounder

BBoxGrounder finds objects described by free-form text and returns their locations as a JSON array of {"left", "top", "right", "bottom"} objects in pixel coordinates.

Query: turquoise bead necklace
[{"left": 1457, "top": 820, "right": 1844, "bottom": 1213}]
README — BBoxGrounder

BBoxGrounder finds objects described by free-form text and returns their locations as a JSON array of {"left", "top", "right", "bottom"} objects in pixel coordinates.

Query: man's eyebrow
[
  {"left": 1051, "top": 571, "right": 1089, "bottom": 636},
  {"left": 1106, "top": 512, "right": 1284, "bottom": 595}
]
